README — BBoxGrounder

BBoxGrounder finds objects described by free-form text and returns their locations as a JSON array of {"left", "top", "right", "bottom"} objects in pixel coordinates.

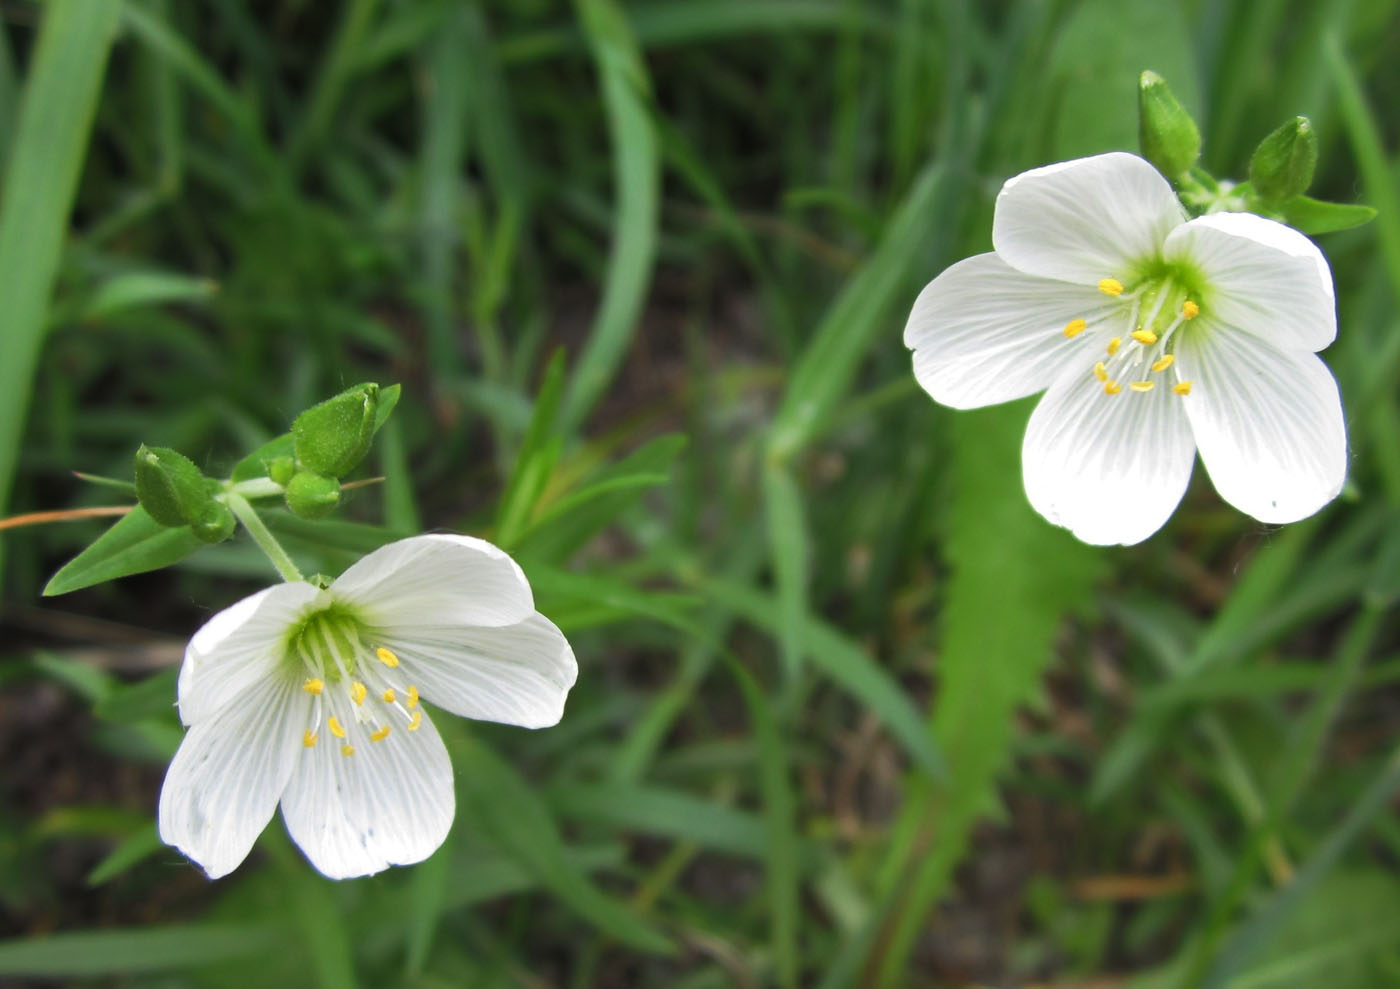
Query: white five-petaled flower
[
  {"left": 159, "top": 533, "right": 577, "bottom": 880},
  {"left": 904, "top": 151, "right": 1347, "bottom": 545}
]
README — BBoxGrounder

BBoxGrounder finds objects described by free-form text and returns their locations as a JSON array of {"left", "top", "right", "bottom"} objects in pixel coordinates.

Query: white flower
[
  {"left": 158, "top": 533, "right": 577, "bottom": 880},
  {"left": 904, "top": 151, "right": 1347, "bottom": 546}
]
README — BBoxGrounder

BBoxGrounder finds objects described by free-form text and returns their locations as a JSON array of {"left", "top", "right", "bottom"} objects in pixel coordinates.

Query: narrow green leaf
[
  {"left": 43, "top": 506, "right": 204, "bottom": 596},
  {"left": 496, "top": 350, "right": 568, "bottom": 546},
  {"left": 87, "top": 823, "right": 163, "bottom": 886},
  {"left": 0, "top": 0, "right": 120, "bottom": 537},
  {"left": 0, "top": 924, "right": 279, "bottom": 976},
  {"left": 1279, "top": 195, "right": 1377, "bottom": 235},
  {"left": 80, "top": 270, "right": 216, "bottom": 321},
  {"left": 762, "top": 462, "right": 809, "bottom": 680},
  {"left": 561, "top": 0, "right": 660, "bottom": 433},
  {"left": 550, "top": 782, "right": 773, "bottom": 858}
]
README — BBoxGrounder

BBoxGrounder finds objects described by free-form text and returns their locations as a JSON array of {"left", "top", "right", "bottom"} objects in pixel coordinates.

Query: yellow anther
[
  {"left": 407, "top": 711, "right": 423, "bottom": 732},
  {"left": 1093, "top": 361, "right": 1108, "bottom": 382},
  {"left": 350, "top": 681, "right": 367, "bottom": 706},
  {"left": 1182, "top": 300, "right": 1200, "bottom": 319},
  {"left": 1173, "top": 381, "right": 1193, "bottom": 396},
  {"left": 406, "top": 686, "right": 419, "bottom": 709},
  {"left": 328, "top": 716, "right": 347, "bottom": 739},
  {"left": 376, "top": 647, "right": 400, "bottom": 668},
  {"left": 370, "top": 725, "right": 391, "bottom": 742},
  {"left": 302, "top": 678, "right": 324, "bottom": 695},
  {"left": 1130, "top": 381, "right": 1156, "bottom": 392},
  {"left": 1063, "top": 318, "right": 1088, "bottom": 339},
  {"left": 1098, "top": 278, "right": 1124, "bottom": 296},
  {"left": 1104, "top": 380, "right": 1123, "bottom": 396},
  {"left": 303, "top": 731, "right": 318, "bottom": 748},
  {"left": 382, "top": 688, "right": 396, "bottom": 703},
  {"left": 341, "top": 744, "right": 355, "bottom": 757},
  {"left": 1106, "top": 337, "right": 1121, "bottom": 356},
  {"left": 1131, "top": 328, "right": 1158, "bottom": 346},
  {"left": 1152, "top": 354, "right": 1175, "bottom": 372}
]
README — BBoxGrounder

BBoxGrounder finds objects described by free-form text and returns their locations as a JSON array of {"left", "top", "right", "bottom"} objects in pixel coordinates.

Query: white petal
[
  {"left": 177, "top": 582, "right": 327, "bottom": 726},
  {"left": 388, "top": 612, "right": 577, "bottom": 729},
  {"left": 1022, "top": 363, "right": 1197, "bottom": 546},
  {"left": 904, "top": 253, "right": 1120, "bottom": 409},
  {"left": 992, "top": 152, "right": 1187, "bottom": 284},
  {"left": 1174, "top": 330, "right": 1347, "bottom": 524},
  {"left": 332, "top": 534, "right": 534, "bottom": 630},
  {"left": 1164, "top": 212, "right": 1336, "bottom": 352},
  {"left": 158, "top": 677, "right": 307, "bottom": 879},
  {"left": 279, "top": 689, "right": 455, "bottom": 880}
]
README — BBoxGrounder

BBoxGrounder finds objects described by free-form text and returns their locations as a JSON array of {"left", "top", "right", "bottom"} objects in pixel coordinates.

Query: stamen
[
  {"left": 303, "top": 730, "right": 318, "bottom": 748},
  {"left": 1106, "top": 337, "right": 1121, "bottom": 356},
  {"left": 350, "top": 681, "right": 367, "bottom": 706},
  {"left": 382, "top": 688, "right": 396, "bottom": 703},
  {"left": 1098, "top": 278, "right": 1124, "bottom": 296},
  {"left": 1152, "top": 354, "right": 1175, "bottom": 372},
  {"left": 407, "top": 711, "right": 423, "bottom": 732},
  {"left": 370, "top": 725, "right": 391, "bottom": 742},
  {"left": 376, "top": 647, "right": 400, "bottom": 668},
  {"left": 1063, "top": 318, "right": 1087, "bottom": 339},
  {"left": 1131, "top": 329, "right": 1158, "bottom": 346},
  {"left": 1173, "top": 381, "right": 1193, "bottom": 396},
  {"left": 340, "top": 744, "right": 355, "bottom": 757},
  {"left": 406, "top": 686, "right": 420, "bottom": 709},
  {"left": 1093, "top": 361, "right": 1108, "bottom": 382},
  {"left": 328, "top": 716, "right": 347, "bottom": 739},
  {"left": 1104, "top": 380, "right": 1123, "bottom": 396},
  {"left": 302, "top": 678, "right": 324, "bottom": 695},
  {"left": 1182, "top": 300, "right": 1199, "bottom": 319},
  {"left": 1130, "top": 381, "right": 1156, "bottom": 392}
]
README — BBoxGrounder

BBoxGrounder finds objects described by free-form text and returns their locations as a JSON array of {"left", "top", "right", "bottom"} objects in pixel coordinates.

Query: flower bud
[
  {"left": 292, "top": 383, "right": 379, "bottom": 478},
  {"left": 1138, "top": 71, "right": 1201, "bottom": 180},
  {"left": 191, "top": 501, "right": 237, "bottom": 544},
  {"left": 133, "top": 445, "right": 213, "bottom": 527},
  {"left": 1249, "top": 116, "right": 1317, "bottom": 202},
  {"left": 268, "top": 455, "right": 296, "bottom": 487},
  {"left": 284, "top": 471, "right": 341, "bottom": 519}
]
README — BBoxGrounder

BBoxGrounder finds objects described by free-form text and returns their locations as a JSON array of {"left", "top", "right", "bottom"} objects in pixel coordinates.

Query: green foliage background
[{"left": 1, "top": 0, "right": 1399, "bottom": 985}]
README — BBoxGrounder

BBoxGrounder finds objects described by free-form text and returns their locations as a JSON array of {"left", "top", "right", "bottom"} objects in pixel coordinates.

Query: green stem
[{"left": 225, "top": 491, "right": 303, "bottom": 583}]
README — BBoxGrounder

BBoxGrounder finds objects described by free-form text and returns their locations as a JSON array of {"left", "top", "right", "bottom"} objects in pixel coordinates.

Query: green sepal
[
  {"left": 133, "top": 445, "right": 212, "bottom": 527},
  {"left": 191, "top": 500, "right": 237, "bottom": 544},
  {"left": 43, "top": 506, "right": 206, "bottom": 596},
  {"left": 284, "top": 471, "right": 341, "bottom": 519},
  {"left": 292, "top": 382, "right": 379, "bottom": 478},
  {"left": 1138, "top": 70, "right": 1200, "bottom": 180},
  {"left": 1277, "top": 195, "right": 1377, "bottom": 235},
  {"left": 1249, "top": 116, "right": 1317, "bottom": 202}
]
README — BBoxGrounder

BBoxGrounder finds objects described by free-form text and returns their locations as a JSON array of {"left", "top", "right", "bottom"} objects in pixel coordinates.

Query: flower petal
[
  {"left": 388, "top": 612, "right": 577, "bottom": 729},
  {"left": 279, "top": 689, "right": 454, "bottom": 880},
  {"left": 331, "top": 534, "right": 534, "bottom": 630},
  {"left": 177, "top": 582, "right": 327, "bottom": 726},
  {"left": 1174, "top": 330, "right": 1346, "bottom": 524},
  {"left": 904, "top": 252, "right": 1119, "bottom": 409},
  {"left": 992, "top": 152, "right": 1187, "bottom": 284},
  {"left": 1022, "top": 362, "right": 1197, "bottom": 546},
  {"left": 1164, "top": 212, "right": 1336, "bottom": 352},
  {"left": 158, "top": 677, "right": 307, "bottom": 879}
]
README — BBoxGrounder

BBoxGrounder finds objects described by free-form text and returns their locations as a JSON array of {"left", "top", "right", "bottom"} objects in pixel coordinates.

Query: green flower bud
[
  {"left": 292, "top": 383, "right": 379, "bottom": 478},
  {"left": 1249, "top": 116, "right": 1317, "bottom": 203},
  {"left": 1138, "top": 71, "right": 1201, "bottom": 180},
  {"left": 268, "top": 455, "right": 296, "bottom": 487},
  {"left": 133, "top": 444, "right": 213, "bottom": 527},
  {"left": 284, "top": 471, "right": 341, "bottom": 519},
  {"left": 191, "top": 500, "right": 237, "bottom": 544}
]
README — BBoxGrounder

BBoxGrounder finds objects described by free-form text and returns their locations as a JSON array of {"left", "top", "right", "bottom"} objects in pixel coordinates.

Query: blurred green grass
[{"left": 1, "top": 0, "right": 1399, "bottom": 985}]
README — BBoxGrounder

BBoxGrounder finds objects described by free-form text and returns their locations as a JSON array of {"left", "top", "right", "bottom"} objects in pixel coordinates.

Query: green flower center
[
  {"left": 281, "top": 603, "right": 425, "bottom": 757},
  {"left": 1061, "top": 261, "right": 1208, "bottom": 398}
]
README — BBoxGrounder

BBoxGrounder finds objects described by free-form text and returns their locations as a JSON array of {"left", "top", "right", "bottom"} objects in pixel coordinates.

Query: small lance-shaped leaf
[
  {"left": 43, "top": 506, "right": 205, "bottom": 595},
  {"left": 1278, "top": 195, "right": 1377, "bottom": 235}
]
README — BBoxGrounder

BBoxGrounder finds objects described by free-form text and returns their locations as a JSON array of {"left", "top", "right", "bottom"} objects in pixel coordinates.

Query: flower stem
[{"left": 225, "top": 491, "right": 303, "bottom": 583}]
